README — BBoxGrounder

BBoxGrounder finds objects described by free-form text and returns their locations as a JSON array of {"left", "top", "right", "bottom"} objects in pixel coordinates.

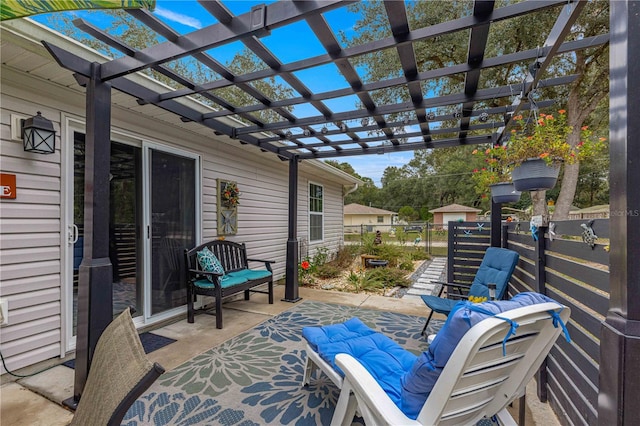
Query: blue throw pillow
[
  {"left": 196, "top": 247, "right": 225, "bottom": 282},
  {"left": 400, "top": 292, "right": 565, "bottom": 419}
]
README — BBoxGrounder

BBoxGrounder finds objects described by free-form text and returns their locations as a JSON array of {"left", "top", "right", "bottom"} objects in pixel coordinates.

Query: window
[
  {"left": 309, "top": 183, "right": 323, "bottom": 241},
  {"left": 377, "top": 216, "right": 384, "bottom": 223}
]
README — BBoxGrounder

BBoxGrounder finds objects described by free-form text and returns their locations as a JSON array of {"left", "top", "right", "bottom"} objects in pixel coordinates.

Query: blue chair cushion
[
  {"left": 196, "top": 247, "right": 225, "bottom": 282},
  {"left": 231, "top": 269, "right": 272, "bottom": 281},
  {"left": 468, "top": 247, "right": 519, "bottom": 299},
  {"left": 303, "top": 317, "right": 377, "bottom": 351},
  {"left": 400, "top": 292, "right": 562, "bottom": 419}
]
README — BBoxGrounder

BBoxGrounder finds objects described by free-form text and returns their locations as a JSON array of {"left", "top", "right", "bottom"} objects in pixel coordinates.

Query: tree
[
  {"left": 324, "top": 160, "right": 382, "bottom": 206},
  {"left": 398, "top": 206, "right": 418, "bottom": 223}
]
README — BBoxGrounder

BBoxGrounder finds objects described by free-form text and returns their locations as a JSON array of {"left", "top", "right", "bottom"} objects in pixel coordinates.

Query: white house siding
[{"left": 0, "top": 24, "right": 356, "bottom": 373}]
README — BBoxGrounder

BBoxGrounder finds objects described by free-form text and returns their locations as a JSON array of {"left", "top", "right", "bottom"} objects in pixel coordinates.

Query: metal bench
[{"left": 184, "top": 240, "right": 275, "bottom": 329}]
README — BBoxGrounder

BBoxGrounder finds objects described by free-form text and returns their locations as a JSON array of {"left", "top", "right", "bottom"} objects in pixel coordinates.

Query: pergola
[{"left": 38, "top": 0, "right": 638, "bottom": 423}]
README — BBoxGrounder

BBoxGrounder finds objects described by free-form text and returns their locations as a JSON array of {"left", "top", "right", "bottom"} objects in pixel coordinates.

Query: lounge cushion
[
  {"left": 303, "top": 318, "right": 416, "bottom": 408},
  {"left": 400, "top": 292, "right": 562, "bottom": 419},
  {"left": 302, "top": 317, "right": 377, "bottom": 351},
  {"left": 196, "top": 247, "right": 225, "bottom": 282}
]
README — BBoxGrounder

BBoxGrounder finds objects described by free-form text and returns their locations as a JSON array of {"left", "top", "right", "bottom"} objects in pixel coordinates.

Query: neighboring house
[
  {"left": 429, "top": 203, "right": 482, "bottom": 229},
  {"left": 0, "top": 19, "right": 360, "bottom": 373},
  {"left": 343, "top": 203, "right": 397, "bottom": 232},
  {"left": 569, "top": 205, "right": 610, "bottom": 220}
]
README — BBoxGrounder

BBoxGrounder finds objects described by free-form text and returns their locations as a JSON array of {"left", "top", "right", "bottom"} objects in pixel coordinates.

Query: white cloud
[{"left": 154, "top": 6, "right": 202, "bottom": 29}]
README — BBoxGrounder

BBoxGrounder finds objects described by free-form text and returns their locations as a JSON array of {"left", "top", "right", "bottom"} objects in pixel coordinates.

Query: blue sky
[{"left": 32, "top": 0, "right": 417, "bottom": 186}]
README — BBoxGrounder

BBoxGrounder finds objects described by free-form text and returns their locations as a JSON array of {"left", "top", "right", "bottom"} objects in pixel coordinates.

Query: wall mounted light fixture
[{"left": 22, "top": 112, "right": 56, "bottom": 154}]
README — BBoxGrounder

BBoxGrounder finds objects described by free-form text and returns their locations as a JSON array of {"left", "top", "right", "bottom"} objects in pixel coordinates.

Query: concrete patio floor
[{"left": 0, "top": 285, "right": 560, "bottom": 425}]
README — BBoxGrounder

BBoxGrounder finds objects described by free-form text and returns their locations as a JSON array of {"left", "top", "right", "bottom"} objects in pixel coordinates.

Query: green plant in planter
[
  {"left": 505, "top": 110, "right": 605, "bottom": 166},
  {"left": 471, "top": 144, "right": 511, "bottom": 196},
  {"left": 472, "top": 110, "right": 606, "bottom": 195}
]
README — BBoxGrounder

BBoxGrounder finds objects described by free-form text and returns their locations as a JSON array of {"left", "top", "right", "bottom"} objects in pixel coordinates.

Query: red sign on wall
[{"left": 0, "top": 173, "right": 17, "bottom": 199}]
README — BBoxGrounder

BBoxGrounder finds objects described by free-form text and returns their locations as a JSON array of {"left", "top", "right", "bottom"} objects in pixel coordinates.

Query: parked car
[{"left": 403, "top": 225, "right": 423, "bottom": 233}]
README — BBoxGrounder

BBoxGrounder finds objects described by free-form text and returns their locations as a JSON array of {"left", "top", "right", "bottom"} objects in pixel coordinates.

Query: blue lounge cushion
[
  {"left": 400, "top": 292, "right": 564, "bottom": 419},
  {"left": 196, "top": 247, "right": 225, "bottom": 282},
  {"left": 303, "top": 318, "right": 416, "bottom": 409},
  {"left": 302, "top": 317, "right": 377, "bottom": 351}
]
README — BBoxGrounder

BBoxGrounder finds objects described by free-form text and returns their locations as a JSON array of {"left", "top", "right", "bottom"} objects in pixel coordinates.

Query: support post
[
  {"left": 598, "top": 2, "right": 640, "bottom": 424},
  {"left": 283, "top": 156, "right": 301, "bottom": 302},
  {"left": 490, "top": 199, "right": 501, "bottom": 247},
  {"left": 66, "top": 62, "right": 113, "bottom": 407},
  {"left": 534, "top": 225, "right": 548, "bottom": 402}
]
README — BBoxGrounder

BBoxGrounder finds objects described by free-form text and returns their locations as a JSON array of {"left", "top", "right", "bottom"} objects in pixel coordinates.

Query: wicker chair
[{"left": 70, "top": 309, "right": 165, "bottom": 426}]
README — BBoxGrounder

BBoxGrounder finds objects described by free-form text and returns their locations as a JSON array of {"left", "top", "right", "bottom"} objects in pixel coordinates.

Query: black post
[
  {"left": 501, "top": 224, "right": 509, "bottom": 249},
  {"left": 447, "top": 222, "right": 455, "bottom": 283},
  {"left": 490, "top": 199, "right": 501, "bottom": 247},
  {"left": 598, "top": 2, "right": 640, "bottom": 424},
  {"left": 283, "top": 156, "right": 301, "bottom": 302},
  {"left": 534, "top": 225, "right": 548, "bottom": 402},
  {"left": 66, "top": 62, "right": 113, "bottom": 406}
]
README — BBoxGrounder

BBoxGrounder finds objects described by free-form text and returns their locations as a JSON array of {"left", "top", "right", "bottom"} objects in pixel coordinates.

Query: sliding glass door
[
  {"left": 68, "top": 132, "right": 199, "bottom": 345},
  {"left": 145, "top": 146, "right": 198, "bottom": 316}
]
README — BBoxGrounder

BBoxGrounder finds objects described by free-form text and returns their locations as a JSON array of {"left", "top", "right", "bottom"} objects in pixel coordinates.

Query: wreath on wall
[{"left": 221, "top": 181, "right": 241, "bottom": 207}]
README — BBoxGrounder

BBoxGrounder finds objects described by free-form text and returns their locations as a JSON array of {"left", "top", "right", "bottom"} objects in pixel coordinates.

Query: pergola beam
[
  {"left": 296, "top": 134, "right": 496, "bottom": 160},
  {"left": 41, "top": 41, "right": 294, "bottom": 158},
  {"left": 235, "top": 75, "right": 578, "bottom": 136},
  {"left": 198, "top": 35, "right": 606, "bottom": 119},
  {"left": 99, "top": 0, "right": 350, "bottom": 80},
  {"left": 153, "top": 0, "right": 568, "bottom": 103}
]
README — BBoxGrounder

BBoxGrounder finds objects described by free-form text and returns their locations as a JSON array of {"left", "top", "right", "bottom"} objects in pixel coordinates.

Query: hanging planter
[
  {"left": 511, "top": 158, "right": 560, "bottom": 191},
  {"left": 489, "top": 182, "right": 521, "bottom": 203}
]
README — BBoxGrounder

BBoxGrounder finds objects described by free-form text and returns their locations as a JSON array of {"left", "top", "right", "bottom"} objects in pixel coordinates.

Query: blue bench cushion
[
  {"left": 193, "top": 268, "right": 271, "bottom": 290},
  {"left": 193, "top": 274, "right": 248, "bottom": 289},
  {"left": 303, "top": 318, "right": 417, "bottom": 409},
  {"left": 400, "top": 292, "right": 563, "bottom": 419},
  {"left": 302, "top": 317, "right": 377, "bottom": 351},
  {"left": 231, "top": 269, "right": 272, "bottom": 281}
]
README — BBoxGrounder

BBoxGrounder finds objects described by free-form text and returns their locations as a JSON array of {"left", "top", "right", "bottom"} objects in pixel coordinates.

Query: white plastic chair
[{"left": 330, "top": 302, "right": 570, "bottom": 426}]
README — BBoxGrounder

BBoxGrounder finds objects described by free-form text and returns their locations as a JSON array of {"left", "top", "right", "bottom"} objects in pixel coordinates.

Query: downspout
[{"left": 343, "top": 183, "right": 359, "bottom": 197}]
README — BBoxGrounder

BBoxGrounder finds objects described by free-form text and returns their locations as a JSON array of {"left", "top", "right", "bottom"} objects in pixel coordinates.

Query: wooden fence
[{"left": 448, "top": 220, "right": 610, "bottom": 425}]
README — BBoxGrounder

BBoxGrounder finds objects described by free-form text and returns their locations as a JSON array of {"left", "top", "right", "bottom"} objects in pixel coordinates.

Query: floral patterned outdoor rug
[{"left": 123, "top": 301, "right": 441, "bottom": 426}]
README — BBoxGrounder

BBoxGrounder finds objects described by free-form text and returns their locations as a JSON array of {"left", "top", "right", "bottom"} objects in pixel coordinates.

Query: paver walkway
[{"left": 402, "top": 257, "right": 447, "bottom": 301}]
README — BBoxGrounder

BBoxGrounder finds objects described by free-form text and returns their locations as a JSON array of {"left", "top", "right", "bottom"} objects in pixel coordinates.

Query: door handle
[{"left": 69, "top": 224, "right": 79, "bottom": 244}]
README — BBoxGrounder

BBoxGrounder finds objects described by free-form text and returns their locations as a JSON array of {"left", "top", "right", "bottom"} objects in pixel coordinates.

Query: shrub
[
  {"left": 315, "top": 264, "right": 341, "bottom": 279},
  {"left": 398, "top": 260, "right": 415, "bottom": 271},
  {"left": 375, "top": 243, "right": 404, "bottom": 267},
  {"left": 364, "top": 268, "right": 411, "bottom": 288},
  {"left": 333, "top": 245, "right": 357, "bottom": 268},
  {"left": 410, "top": 250, "right": 431, "bottom": 261}
]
